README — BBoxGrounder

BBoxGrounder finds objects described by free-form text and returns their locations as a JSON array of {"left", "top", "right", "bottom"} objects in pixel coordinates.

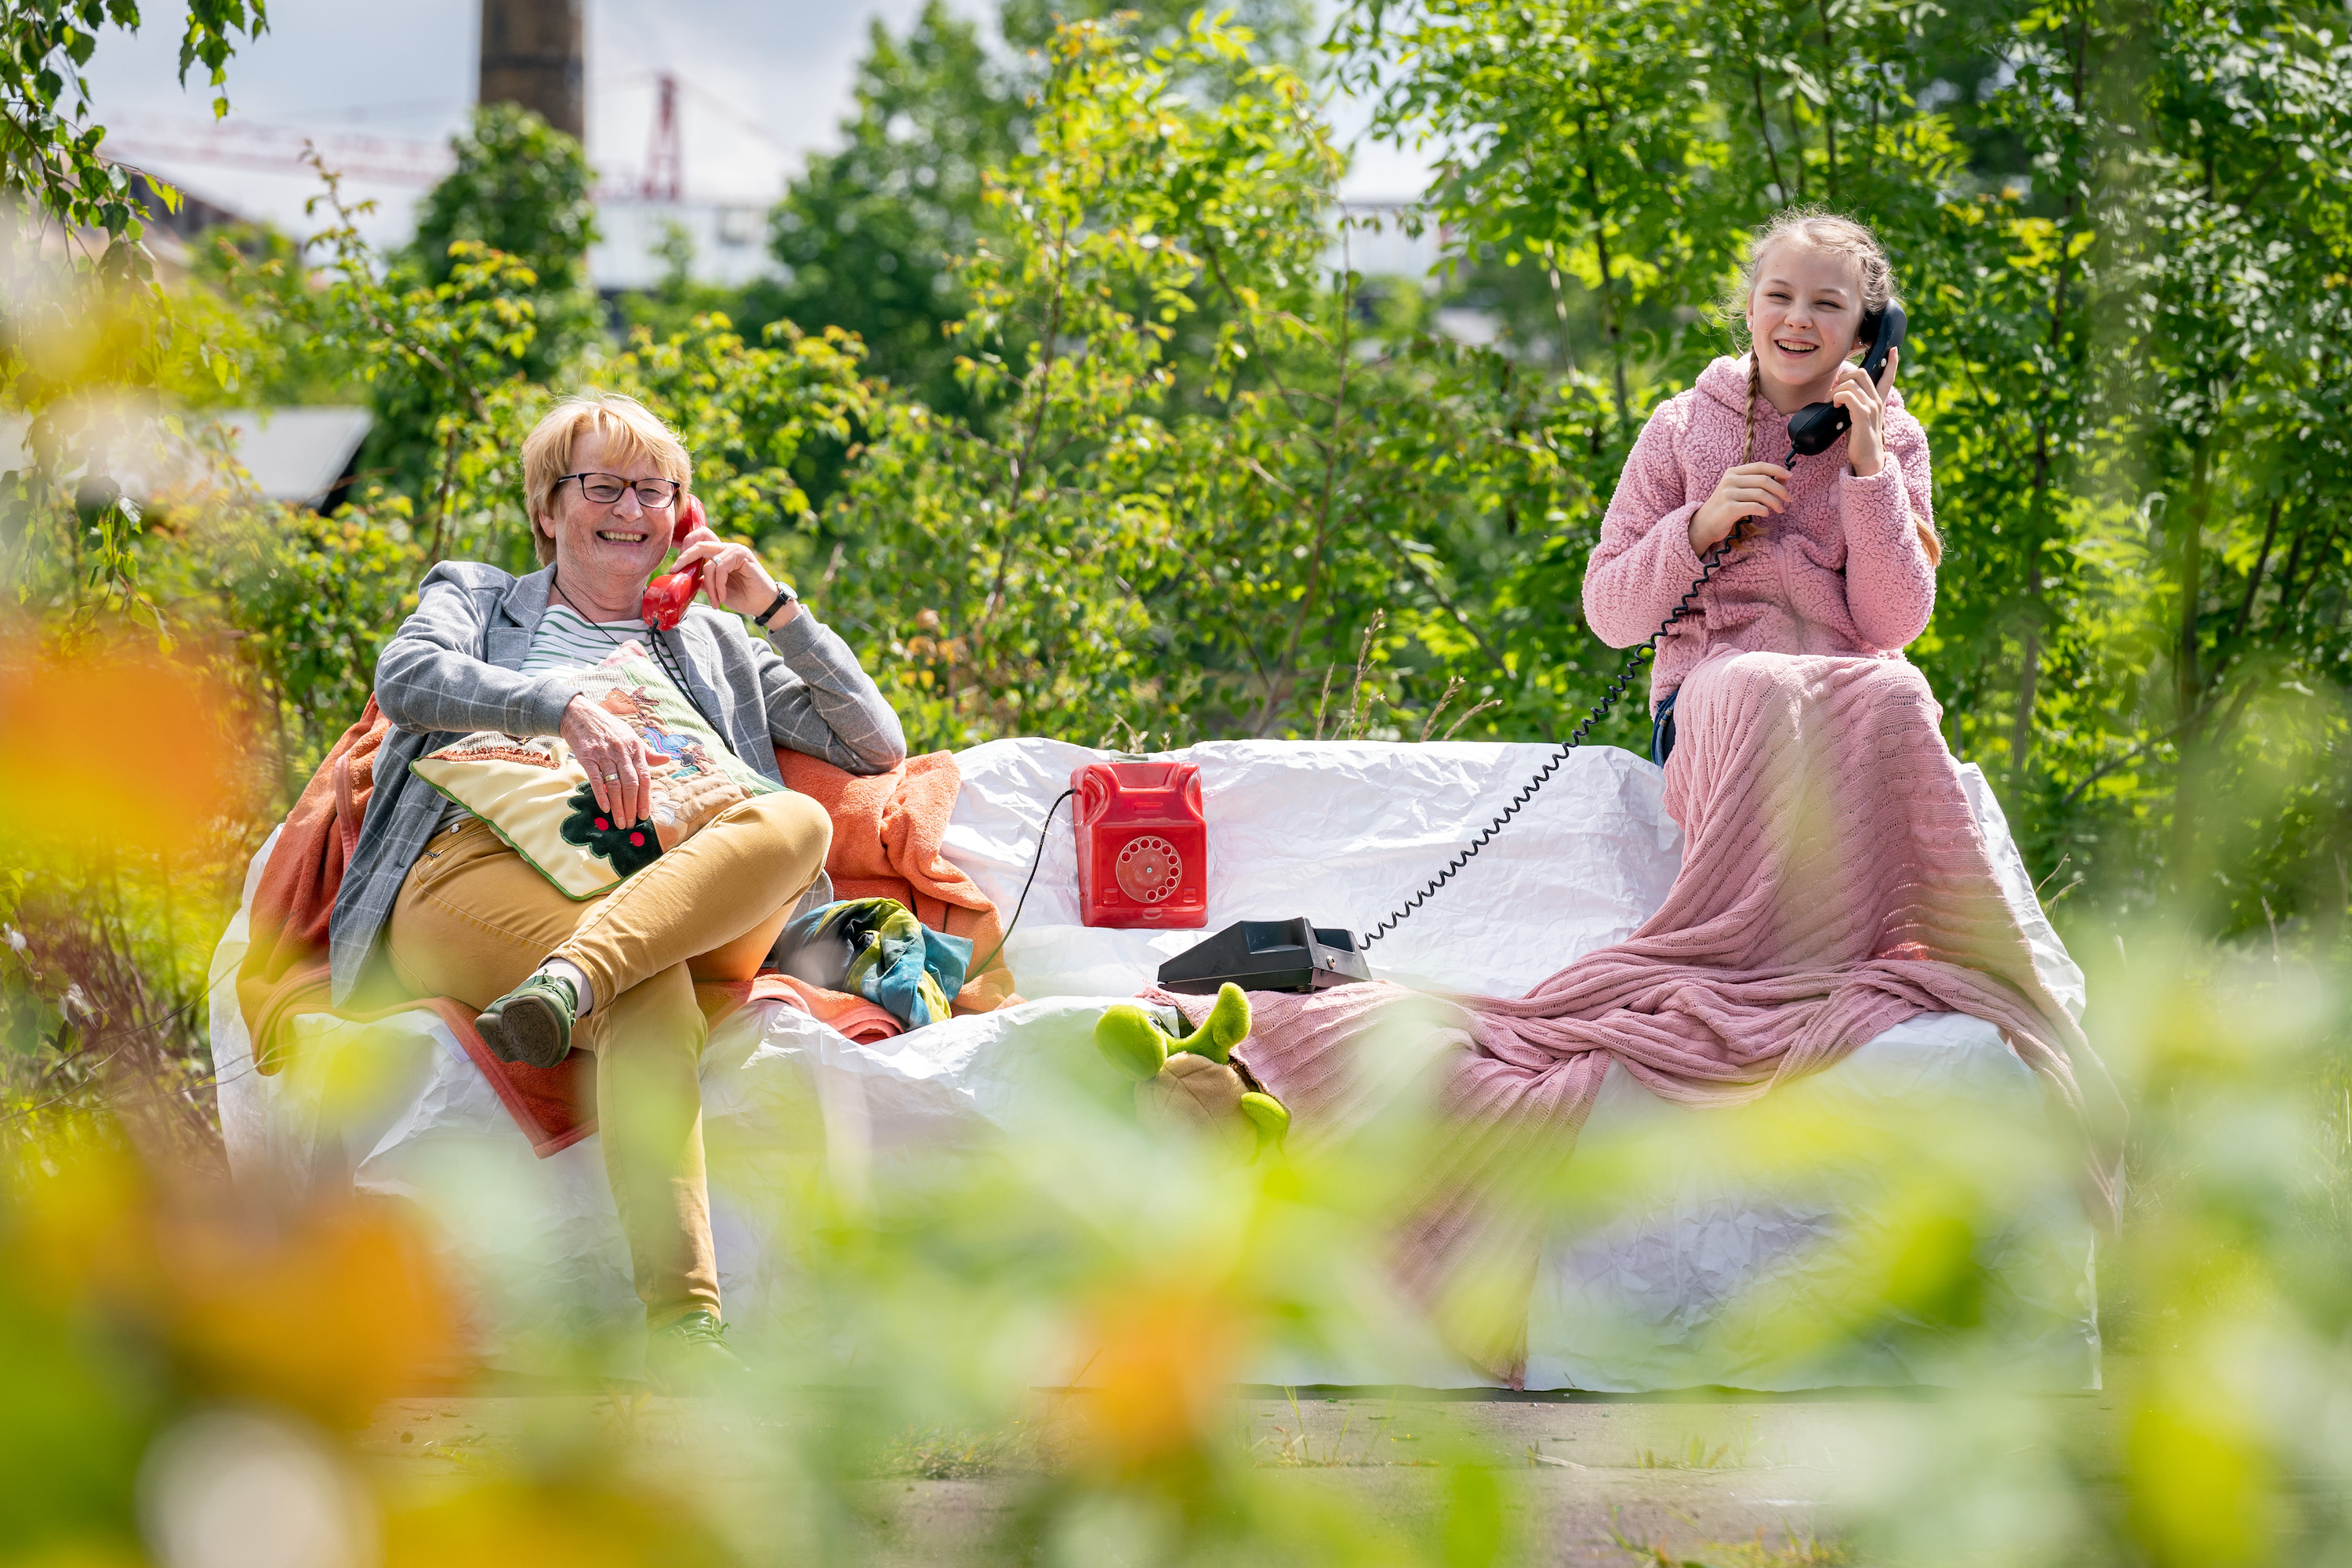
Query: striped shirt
[
  {"left": 437, "top": 604, "right": 694, "bottom": 829},
  {"left": 521, "top": 604, "right": 665, "bottom": 678}
]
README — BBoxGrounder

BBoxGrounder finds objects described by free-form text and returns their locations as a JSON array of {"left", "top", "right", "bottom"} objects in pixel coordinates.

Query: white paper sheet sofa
[{"left": 207, "top": 739, "right": 2097, "bottom": 1390}]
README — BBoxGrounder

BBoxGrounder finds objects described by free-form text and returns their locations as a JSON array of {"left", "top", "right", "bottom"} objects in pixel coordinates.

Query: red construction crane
[{"left": 641, "top": 72, "right": 682, "bottom": 202}]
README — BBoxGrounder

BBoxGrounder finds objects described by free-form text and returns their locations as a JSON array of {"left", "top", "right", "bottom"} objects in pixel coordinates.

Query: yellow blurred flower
[
  {"left": 1073, "top": 1279, "right": 1247, "bottom": 1476},
  {"left": 6, "top": 1138, "right": 461, "bottom": 1434},
  {"left": 384, "top": 1479, "right": 737, "bottom": 1568},
  {"left": 0, "top": 641, "right": 245, "bottom": 859}
]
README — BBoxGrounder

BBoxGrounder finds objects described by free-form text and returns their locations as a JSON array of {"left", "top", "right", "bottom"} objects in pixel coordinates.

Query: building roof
[
  {"left": 2, "top": 405, "right": 373, "bottom": 511},
  {"left": 205, "top": 408, "right": 375, "bottom": 506}
]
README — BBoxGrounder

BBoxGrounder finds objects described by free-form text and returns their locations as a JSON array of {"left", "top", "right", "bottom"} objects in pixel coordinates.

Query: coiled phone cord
[{"left": 1359, "top": 459, "right": 1791, "bottom": 950}]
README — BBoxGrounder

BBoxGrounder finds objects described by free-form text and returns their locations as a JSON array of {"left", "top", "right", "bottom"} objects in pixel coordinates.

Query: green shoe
[
  {"left": 474, "top": 970, "right": 577, "bottom": 1069},
  {"left": 644, "top": 1309, "right": 747, "bottom": 1396}
]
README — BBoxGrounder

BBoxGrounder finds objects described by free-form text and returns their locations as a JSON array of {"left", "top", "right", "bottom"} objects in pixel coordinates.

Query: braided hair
[
  {"left": 1743, "top": 353, "right": 1764, "bottom": 466},
  {"left": 1728, "top": 209, "right": 1941, "bottom": 564}
]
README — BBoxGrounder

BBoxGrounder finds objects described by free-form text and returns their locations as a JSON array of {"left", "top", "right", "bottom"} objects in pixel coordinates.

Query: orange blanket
[
  {"left": 775, "top": 748, "right": 1018, "bottom": 1011},
  {"left": 230, "top": 699, "right": 592, "bottom": 1154},
  {"left": 236, "top": 699, "right": 391, "bottom": 1072}
]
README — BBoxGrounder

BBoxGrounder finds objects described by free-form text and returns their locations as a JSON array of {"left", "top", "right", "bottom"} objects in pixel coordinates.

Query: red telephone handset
[{"left": 640, "top": 494, "right": 706, "bottom": 630}]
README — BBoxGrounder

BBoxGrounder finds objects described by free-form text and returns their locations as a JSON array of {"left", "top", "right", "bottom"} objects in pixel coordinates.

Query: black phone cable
[
  {"left": 1360, "top": 449, "right": 1798, "bottom": 949},
  {"left": 967, "top": 787, "right": 1077, "bottom": 982}
]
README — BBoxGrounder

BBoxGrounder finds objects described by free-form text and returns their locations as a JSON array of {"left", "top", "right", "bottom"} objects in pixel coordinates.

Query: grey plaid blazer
[{"left": 328, "top": 561, "right": 906, "bottom": 1002}]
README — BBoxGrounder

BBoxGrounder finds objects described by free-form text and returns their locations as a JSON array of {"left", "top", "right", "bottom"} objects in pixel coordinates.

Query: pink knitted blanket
[{"left": 1153, "top": 648, "right": 2122, "bottom": 1382}]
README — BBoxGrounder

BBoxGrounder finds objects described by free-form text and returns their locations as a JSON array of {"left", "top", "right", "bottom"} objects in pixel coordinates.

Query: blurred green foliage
[
  {"left": 1, "top": 0, "right": 267, "bottom": 626},
  {"left": 5, "top": 2, "right": 2352, "bottom": 1566}
]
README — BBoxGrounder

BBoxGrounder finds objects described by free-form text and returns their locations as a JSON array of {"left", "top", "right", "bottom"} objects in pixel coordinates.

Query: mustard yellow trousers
[{"left": 383, "top": 789, "right": 831, "bottom": 1326}]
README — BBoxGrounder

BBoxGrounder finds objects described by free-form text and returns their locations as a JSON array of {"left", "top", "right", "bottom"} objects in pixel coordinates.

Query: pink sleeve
[
  {"left": 1583, "top": 398, "right": 1711, "bottom": 649},
  {"left": 1838, "top": 410, "right": 1936, "bottom": 651}
]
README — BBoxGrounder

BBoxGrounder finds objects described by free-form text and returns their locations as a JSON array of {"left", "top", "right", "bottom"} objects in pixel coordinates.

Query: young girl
[
  {"left": 1552, "top": 216, "right": 2102, "bottom": 1115},
  {"left": 1160, "top": 212, "right": 2121, "bottom": 1382},
  {"left": 1582, "top": 210, "right": 1942, "bottom": 766}
]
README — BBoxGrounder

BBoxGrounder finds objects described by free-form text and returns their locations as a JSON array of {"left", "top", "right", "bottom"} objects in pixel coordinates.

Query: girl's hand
[
  {"left": 1690, "top": 462, "right": 1791, "bottom": 554},
  {"left": 1835, "top": 343, "right": 1900, "bottom": 477},
  {"left": 670, "top": 527, "right": 798, "bottom": 626},
  {"left": 561, "top": 695, "right": 657, "bottom": 827}
]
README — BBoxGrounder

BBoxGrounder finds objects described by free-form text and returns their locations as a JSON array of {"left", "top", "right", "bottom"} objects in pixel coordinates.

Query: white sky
[{"left": 83, "top": 0, "right": 1430, "bottom": 259}]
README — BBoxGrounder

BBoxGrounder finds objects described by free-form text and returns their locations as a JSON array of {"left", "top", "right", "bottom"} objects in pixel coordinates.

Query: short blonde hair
[{"left": 521, "top": 393, "right": 693, "bottom": 563}]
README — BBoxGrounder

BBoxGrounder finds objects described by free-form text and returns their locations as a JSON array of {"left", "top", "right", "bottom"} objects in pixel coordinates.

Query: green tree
[
  {"left": 333, "top": 104, "right": 603, "bottom": 524},
  {"left": 2105, "top": 0, "right": 2352, "bottom": 930},
  {"left": 766, "top": 0, "right": 1316, "bottom": 421},
  {"left": 768, "top": 2, "right": 1021, "bottom": 419},
  {"left": 1896, "top": 0, "right": 2136, "bottom": 881},
  {"left": 403, "top": 101, "right": 603, "bottom": 378},
  {"left": 803, "top": 14, "right": 1593, "bottom": 755},
  {"left": 1, "top": 0, "right": 265, "bottom": 256},
  {"left": 1334, "top": 0, "right": 1733, "bottom": 424}
]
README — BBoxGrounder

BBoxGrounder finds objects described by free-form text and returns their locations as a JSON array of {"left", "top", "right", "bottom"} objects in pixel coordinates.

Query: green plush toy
[{"left": 1094, "top": 983, "right": 1291, "bottom": 1155}]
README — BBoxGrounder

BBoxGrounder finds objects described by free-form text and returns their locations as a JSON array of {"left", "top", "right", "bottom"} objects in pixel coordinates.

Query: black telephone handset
[{"left": 1784, "top": 300, "right": 1907, "bottom": 457}]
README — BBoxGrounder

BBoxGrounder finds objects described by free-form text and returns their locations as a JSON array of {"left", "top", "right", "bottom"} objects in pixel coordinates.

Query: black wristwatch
[{"left": 753, "top": 585, "right": 800, "bottom": 628}]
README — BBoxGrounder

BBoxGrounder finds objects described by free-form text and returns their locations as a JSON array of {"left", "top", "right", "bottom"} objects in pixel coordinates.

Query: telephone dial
[{"left": 1074, "top": 760, "right": 1208, "bottom": 928}]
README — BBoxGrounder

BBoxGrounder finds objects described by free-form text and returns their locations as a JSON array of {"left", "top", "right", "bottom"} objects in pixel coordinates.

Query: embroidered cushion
[{"left": 410, "top": 644, "right": 778, "bottom": 898}]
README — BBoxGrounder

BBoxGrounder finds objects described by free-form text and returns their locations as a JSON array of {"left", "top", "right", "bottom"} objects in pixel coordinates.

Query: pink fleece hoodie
[{"left": 1583, "top": 354, "right": 1936, "bottom": 705}]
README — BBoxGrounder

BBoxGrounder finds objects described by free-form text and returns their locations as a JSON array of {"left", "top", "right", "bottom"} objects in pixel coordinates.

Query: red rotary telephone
[
  {"left": 640, "top": 494, "right": 707, "bottom": 630},
  {"left": 1073, "top": 760, "right": 1208, "bottom": 928}
]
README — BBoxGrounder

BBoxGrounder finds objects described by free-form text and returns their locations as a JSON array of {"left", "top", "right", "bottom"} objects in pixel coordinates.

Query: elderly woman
[{"left": 330, "top": 393, "right": 905, "bottom": 1391}]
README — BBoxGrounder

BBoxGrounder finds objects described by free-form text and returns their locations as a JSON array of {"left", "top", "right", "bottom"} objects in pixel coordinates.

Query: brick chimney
[{"left": 478, "top": 0, "right": 585, "bottom": 140}]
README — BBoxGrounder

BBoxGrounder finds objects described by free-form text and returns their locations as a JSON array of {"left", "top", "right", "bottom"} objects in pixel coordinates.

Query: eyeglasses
[{"left": 557, "top": 472, "right": 682, "bottom": 509}]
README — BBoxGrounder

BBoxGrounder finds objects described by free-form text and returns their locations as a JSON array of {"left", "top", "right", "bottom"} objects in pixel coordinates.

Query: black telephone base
[{"left": 1156, "top": 916, "right": 1372, "bottom": 995}]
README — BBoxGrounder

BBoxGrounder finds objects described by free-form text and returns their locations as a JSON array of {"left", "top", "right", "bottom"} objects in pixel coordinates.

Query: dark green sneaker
[
  {"left": 644, "top": 1309, "right": 747, "bottom": 1396},
  {"left": 474, "top": 970, "right": 577, "bottom": 1069}
]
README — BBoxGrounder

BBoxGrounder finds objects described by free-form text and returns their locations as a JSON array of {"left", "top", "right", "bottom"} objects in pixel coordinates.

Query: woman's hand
[
  {"left": 1835, "top": 343, "right": 1899, "bottom": 477},
  {"left": 561, "top": 695, "right": 657, "bottom": 827},
  {"left": 1690, "top": 462, "right": 1791, "bottom": 554},
  {"left": 670, "top": 518, "right": 799, "bottom": 626}
]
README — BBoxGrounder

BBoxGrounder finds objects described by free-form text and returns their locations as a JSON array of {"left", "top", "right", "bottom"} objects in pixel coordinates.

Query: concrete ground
[{"left": 358, "top": 1379, "right": 2132, "bottom": 1566}]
